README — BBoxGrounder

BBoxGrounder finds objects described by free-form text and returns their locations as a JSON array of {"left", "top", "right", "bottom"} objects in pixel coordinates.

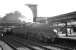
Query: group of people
[{"left": 2, "top": 28, "right": 13, "bottom": 37}]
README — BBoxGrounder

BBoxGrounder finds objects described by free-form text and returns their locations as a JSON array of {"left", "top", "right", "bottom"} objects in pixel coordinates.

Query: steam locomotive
[{"left": 2, "top": 22, "right": 59, "bottom": 42}]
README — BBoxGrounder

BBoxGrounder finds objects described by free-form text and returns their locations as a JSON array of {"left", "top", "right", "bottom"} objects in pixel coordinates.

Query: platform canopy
[{"left": 48, "top": 11, "right": 76, "bottom": 24}]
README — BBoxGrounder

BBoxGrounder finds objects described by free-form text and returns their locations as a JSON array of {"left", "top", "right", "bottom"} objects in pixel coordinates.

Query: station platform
[
  {"left": 60, "top": 37, "right": 76, "bottom": 40},
  {"left": 0, "top": 40, "right": 13, "bottom": 50},
  {"left": 58, "top": 33, "right": 76, "bottom": 40}
]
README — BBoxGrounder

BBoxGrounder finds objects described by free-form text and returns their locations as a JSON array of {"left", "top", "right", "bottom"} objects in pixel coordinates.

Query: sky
[{"left": 0, "top": 0, "right": 76, "bottom": 22}]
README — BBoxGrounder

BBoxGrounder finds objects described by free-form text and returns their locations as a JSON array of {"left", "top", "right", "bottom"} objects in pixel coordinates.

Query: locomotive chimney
[{"left": 26, "top": 4, "right": 37, "bottom": 22}]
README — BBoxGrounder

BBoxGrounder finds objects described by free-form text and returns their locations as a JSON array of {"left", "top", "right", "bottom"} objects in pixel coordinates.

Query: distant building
[{"left": 36, "top": 17, "right": 48, "bottom": 23}]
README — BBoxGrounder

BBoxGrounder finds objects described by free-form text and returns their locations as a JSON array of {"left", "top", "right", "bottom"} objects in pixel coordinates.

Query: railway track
[
  {"left": 52, "top": 38, "right": 76, "bottom": 50},
  {"left": 1, "top": 33, "right": 75, "bottom": 50},
  {"left": 3, "top": 35, "right": 53, "bottom": 50},
  {"left": 3, "top": 34, "right": 74, "bottom": 50},
  {"left": 2, "top": 36, "right": 40, "bottom": 50},
  {"left": 15, "top": 35, "right": 73, "bottom": 50},
  {"left": 3, "top": 38, "right": 36, "bottom": 50}
]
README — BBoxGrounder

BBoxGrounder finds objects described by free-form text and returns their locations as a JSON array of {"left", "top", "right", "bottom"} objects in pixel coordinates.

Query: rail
[
  {"left": 1, "top": 37, "right": 17, "bottom": 50},
  {"left": 14, "top": 35, "right": 72, "bottom": 50},
  {"left": 2, "top": 34, "right": 75, "bottom": 50}
]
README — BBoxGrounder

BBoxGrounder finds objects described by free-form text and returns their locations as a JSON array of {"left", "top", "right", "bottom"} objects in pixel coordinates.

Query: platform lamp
[{"left": 26, "top": 4, "right": 37, "bottom": 22}]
